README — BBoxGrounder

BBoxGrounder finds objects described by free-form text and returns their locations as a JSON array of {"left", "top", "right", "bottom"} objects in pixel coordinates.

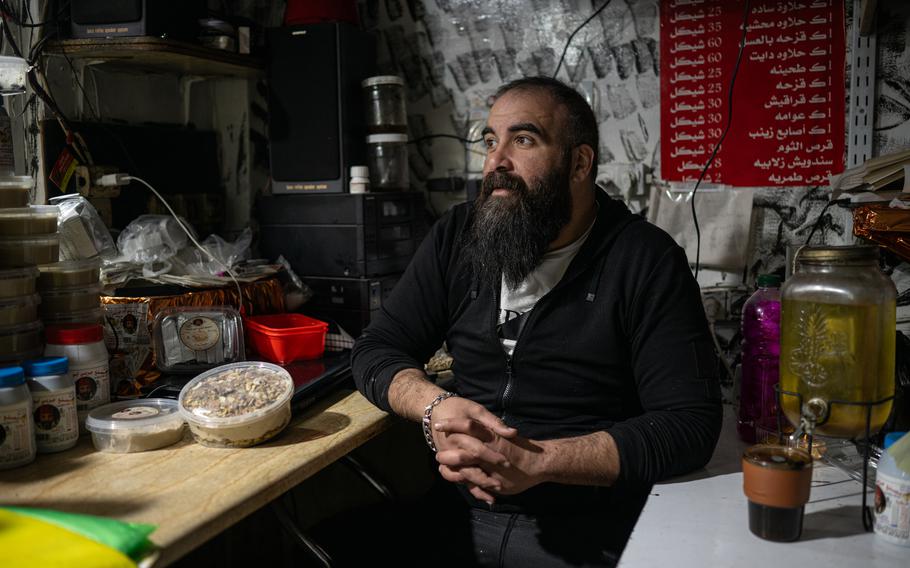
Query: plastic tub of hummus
[
  {"left": 0, "top": 321, "right": 43, "bottom": 363},
  {"left": 38, "top": 258, "right": 102, "bottom": 291},
  {"left": 0, "top": 267, "right": 38, "bottom": 300},
  {"left": 0, "top": 293, "right": 40, "bottom": 327},
  {"left": 42, "top": 306, "right": 104, "bottom": 326},
  {"left": 0, "top": 233, "right": 60, "bottom": 268},
  {"left": 39, "top": 283, "right": 102, "bottom": 315},
  {"left": 85, "top": 399, "right": 186, "bottom": 453},
  {"left": 178, "top": 361, "right": 294, "bottom": 448},
  {"left": 0, "top": 206, "right": 58, "bottom": 236},
  {"left": 0, "top": 176, "right": 33, "bottom": 208}
]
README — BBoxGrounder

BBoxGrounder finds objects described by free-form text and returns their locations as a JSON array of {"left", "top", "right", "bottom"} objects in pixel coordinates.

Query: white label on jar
[
  {"left": 179, "top": 317, "right": 221, "bottom": 351},
  {"left": 112, "top": 406, "right": 160, "bottom": 420},
  {"left": 0, "top": 402, "right": 35, "bottom": 467},
  {"left": 874, "top": 472, "right": 910, "bottom": 544},
  {"left": 73, "top": 364, "right": 110, "bottom": 414},
  {"left": 32, "top": 387, "right": 78, "bottom": 450}
]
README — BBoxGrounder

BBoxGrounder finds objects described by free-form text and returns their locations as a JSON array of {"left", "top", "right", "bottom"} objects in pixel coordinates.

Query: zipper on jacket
[
  {"left": 500, "top": 355, "right": 513, "bottom": 423},
  {"left": 491, "top": 283, "right": 515, "bottom": 423}
]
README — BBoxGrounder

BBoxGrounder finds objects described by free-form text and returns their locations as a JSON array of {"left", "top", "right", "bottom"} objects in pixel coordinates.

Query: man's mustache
[{"left": 481, "top": 171, "right": 528, "bottom": 197}]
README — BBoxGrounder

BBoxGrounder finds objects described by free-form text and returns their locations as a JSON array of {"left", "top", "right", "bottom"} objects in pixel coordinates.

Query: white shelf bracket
[{"left": 846, "top": 0, "right": 877, "bottom": 168}]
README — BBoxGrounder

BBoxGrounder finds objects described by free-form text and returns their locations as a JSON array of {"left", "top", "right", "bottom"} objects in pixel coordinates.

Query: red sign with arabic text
[{"left": 660, "top": 0, "right": 845, "bottom": 187}]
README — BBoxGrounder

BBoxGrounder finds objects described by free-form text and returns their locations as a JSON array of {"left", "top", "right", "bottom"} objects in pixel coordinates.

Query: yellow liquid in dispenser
[{"left": 780, "top": 299, "right": 895, "bottom": 437}]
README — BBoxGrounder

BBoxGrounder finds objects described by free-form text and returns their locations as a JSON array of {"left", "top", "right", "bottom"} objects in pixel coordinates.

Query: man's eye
[
  {"left": 515, "top": 135, "right": 533, "bottom": 146},
  {"left": 484, "top": 138, "right": 497, "bottom": 150}
]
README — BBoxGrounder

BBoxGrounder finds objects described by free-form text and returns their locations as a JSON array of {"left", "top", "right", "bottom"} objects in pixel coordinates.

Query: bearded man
[{"left": 352, "top": 76, "right": 722, "bottom": 567}]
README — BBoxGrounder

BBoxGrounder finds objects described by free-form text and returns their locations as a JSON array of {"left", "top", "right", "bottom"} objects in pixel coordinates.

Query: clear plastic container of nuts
[{"left": 178, "top": 361, "right": 294, "bottom": 448}]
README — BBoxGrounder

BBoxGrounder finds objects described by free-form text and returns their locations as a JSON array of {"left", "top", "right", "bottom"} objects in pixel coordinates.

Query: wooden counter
[{"left": 0, "top": 390, "right": 391, "bottom": 566}]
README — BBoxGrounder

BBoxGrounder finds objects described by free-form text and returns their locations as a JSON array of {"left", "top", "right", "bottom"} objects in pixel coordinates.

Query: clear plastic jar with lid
[
  {"left": 366, "top": 134, "right": 409, "bottom": 191},
  {"left": 362, "top": 75, "right": 407, "bottom": 134},
  {"left": 779, "top": 246, "right": 896, "bottom": 437}
]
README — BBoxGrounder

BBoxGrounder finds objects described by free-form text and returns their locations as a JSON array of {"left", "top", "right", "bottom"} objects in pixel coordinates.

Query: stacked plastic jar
[
  {"left": 0, "top": 176, "right": 49, "bottom": 365},
  {"left": 24, "top": 356, "right": 79, "bottom": 453},
  {"left": 361, "top": 75, "right": 409, "bottom": 192},
  {"left": 44, "top": 323, "right": 110, "bottom": 429},
  {"left": 0, "top": 365, "right": 36, "bottom": 469},
  {"left": 37, "top": 257, "right": 103, "bottom": 326}
]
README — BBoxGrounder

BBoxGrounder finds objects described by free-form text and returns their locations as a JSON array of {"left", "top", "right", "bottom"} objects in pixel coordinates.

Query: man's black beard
[{"left": 461, "top": 159, "right": 573, "bottom": 290}]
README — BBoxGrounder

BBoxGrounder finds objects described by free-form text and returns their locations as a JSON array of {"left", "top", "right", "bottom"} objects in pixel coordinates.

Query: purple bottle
[{"left": 738, "top": 274, "right": 782, "bottom": 443}]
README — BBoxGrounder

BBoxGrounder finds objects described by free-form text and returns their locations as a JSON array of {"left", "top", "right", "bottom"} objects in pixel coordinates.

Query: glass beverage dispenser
[{"left": 779, "top": 246, "right": 896, "bottom": 438}]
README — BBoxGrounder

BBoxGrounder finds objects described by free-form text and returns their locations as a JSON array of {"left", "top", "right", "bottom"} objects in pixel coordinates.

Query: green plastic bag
[{"left": 2, "top": 507, "right": 156, "bottom": 561}]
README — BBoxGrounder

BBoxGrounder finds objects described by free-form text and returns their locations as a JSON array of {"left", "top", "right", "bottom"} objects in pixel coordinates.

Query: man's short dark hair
[{"left": 493, "top": 76, "right": 599, "bottom": 170}]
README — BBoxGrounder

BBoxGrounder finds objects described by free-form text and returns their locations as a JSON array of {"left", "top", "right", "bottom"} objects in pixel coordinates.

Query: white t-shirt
[{"left": 498, "top": 219, "right": 596, "bottom": 356}]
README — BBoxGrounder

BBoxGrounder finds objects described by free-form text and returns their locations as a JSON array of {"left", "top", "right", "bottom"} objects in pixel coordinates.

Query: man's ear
[{"left": 571, "top": 144, "right": 595, "bottom": 183}]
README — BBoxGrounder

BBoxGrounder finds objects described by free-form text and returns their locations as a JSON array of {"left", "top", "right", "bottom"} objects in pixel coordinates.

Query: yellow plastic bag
[{"left": 0, "top": 508, "right": 138, "bottom": 568}]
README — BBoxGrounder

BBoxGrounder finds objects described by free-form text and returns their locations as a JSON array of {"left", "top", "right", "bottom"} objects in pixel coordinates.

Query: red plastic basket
[{"left": 244, "top": 314, "right": 328, "bottom": 365}]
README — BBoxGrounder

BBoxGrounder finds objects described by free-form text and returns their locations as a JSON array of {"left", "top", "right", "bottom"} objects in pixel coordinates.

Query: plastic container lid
[
  {"left": 40, "top": 283, "right": 103, "bottom": 297},
  {"left": 0, "top": 233, "right": 60, "bottom": 247},
  {"left": 884, "top": 431, "right": 907, "bottom": 450},
  {"left": 22, "top": 356, "right": 68, "bottom": 377},
  {"left": 0, "top": 267, "right": 38, "bottom": 281},
  {"left": 0, "top": 366, "right": 25, "bottom": 387},
  {"left": 0, "top": 234, "right": 60, "bottom": 269},
  {"left": 0, "top": 293, "right": 40, "bottom": 309},
  {"left": 361, "top": 75, "right": 405, "bottom": 88},
  {"left": 178, "top": 361, "right": 294, "bottom": 426},
  {"left": 0, "top": 176, "right": 34, "bottom": 189},
  {"left": 42, "top": 307, "right": 103, "bottom": 325},
  {"left": 366, "top": 133, "right": 408, "bottom": 144},
  {"left": 38, "top": 258, "right": 102, "bottom": 290},
  {"left": 86, "top": 398, "right": 183, "bottom": 435},
  {"left": 46, "top": 323, "right": 104, "bottom": 345},
  {"left": 350, "top": 165, "right": 370, "bottom": 178},
  {"left": 0, "top": 320, "right": 42, "bottom": 336},
  {"left": 0, "top": 267, "right": 39, "bottom": 300},
  {"left": 0, "top": 293, "right": 40, "bottom": 328}
]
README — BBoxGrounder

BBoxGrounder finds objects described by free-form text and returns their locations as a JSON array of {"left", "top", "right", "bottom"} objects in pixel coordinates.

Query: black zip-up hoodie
[{"left": 352, "top": 189, "right": 722, "bottom": 520}]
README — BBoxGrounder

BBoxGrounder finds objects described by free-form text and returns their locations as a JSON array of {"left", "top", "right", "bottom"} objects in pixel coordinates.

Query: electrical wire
[
  {"left": 0, "top": 0, "right": 67, "bottom": 28},
  {"left": 691, "top": 0, "right": 752, "bottom": 280},
  {"left": 805, "top": 196, "right": 847, "bottom": 245},
  {"left": 1, "top": 5, "right": 93, "bottom": 164},
  {"left": 553, "top": 0, "right": 613, "bottom": 80},
  {"left": 61, "top": 51, "right": 101, "bottom": 120},
  {"left": 126, "top": 176, "right": 246, "bottom": 314}
]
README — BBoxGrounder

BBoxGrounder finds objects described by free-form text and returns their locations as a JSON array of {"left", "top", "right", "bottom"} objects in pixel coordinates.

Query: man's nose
[{"left": 484, "top": 146, "right": 514, "bottom": 173}]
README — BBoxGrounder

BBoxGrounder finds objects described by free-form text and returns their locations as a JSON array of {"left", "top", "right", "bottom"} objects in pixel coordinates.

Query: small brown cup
[{"left": 742, "top": 444, "right": 813, "bottom": 542}]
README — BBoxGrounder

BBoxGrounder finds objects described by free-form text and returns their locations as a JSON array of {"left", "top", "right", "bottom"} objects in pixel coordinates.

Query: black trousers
[{"left": 465, "top": 508, "right": 620, "bottom": 568}]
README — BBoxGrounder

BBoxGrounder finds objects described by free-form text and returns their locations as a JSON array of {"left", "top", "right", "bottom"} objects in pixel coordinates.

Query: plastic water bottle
[
  {"left": 738, "top": 274, "right": 781, "bottom": 443},
  {"left": 875, "top": 431, "right": 910, "bottom": 546}
]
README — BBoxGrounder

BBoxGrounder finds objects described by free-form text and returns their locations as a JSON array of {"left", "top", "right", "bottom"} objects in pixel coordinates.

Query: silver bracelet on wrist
[{"left": 422, "top": 391, "right": 458, "bottom": 452}]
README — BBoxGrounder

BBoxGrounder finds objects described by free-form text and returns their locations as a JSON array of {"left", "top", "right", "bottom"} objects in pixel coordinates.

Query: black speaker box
[
  {"left": 267, "top": 24, "right": 374, "bottom": 194},
  {"left": 303, "top": 274, "right": 400, "bottom": 312},
  {"left": 257, "top": 192, "right": 426, "bottom": 277}
]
